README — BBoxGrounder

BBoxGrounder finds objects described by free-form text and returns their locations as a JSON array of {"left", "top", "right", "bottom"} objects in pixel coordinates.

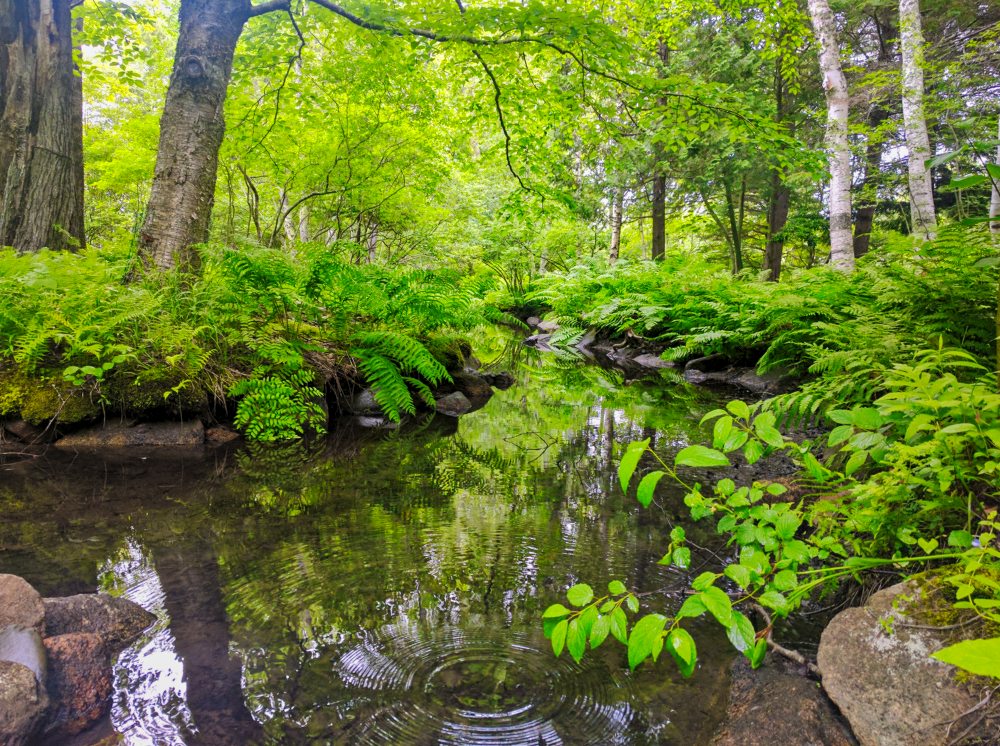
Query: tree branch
[{"left": 248, "top": 0, "right": 291, "bottom": 18}]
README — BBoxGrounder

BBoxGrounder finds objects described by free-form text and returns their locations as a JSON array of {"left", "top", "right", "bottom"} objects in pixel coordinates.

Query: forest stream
[{"left": 1, "top": 337, "right": 802, "bottom": 745}]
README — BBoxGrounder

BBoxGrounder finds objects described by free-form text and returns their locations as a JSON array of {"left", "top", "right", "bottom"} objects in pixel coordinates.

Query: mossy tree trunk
[{"left": 0, "top": 0, "right": 84, "bottom": 252}]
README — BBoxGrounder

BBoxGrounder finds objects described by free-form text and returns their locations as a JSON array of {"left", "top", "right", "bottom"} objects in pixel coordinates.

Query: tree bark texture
[
  {"left": 0, "top": 0, "right": 84, "bottom": 252},
  {"left": 138, "top": 0, "right": 250, "bottom": 272},
  {"left": 806, "top": 0, "right": 855, "bottom": 271},
  {"left": 609, "top": 184, "right": 623, "bottom": 264},
  {"left": 651, "top": 174, "right": 665, "bottom": 261},
  {"left": 854, "top": 107, "right": 889, "bottom": 258},
  {"left": 990, "top": 114, "right": 999, "bottom": 237},
  {"left": 899, "top": 0, "right": 936, "bottom": 240},
  {"left": 765, "top": 171, "right": 790, "bottom": 281}
]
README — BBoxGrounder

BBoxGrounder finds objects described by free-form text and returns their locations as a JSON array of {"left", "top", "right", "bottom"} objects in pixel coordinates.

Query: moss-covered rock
[
  {"left": 0, "top": 369, "right": 100, "bottom": 425},
  {"left": 101, "top": 370, "right": 207, "bottom": 416}
]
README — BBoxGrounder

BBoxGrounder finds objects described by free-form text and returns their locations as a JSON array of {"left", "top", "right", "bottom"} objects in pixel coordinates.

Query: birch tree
[
  {"left": 806, "top": 0, "right": 854, "bottom": 271},
  {"left": 900, "top": 0, "right": 936, "bottom": 240},
  {"left": 991, "top": 114, "right": 999, "bottom": 237}
]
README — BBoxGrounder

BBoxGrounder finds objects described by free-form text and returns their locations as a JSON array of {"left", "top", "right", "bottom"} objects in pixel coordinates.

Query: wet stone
[
  {"left": 43, "top": 594, "right": 155, "bottom": 655},
  {"left": 0, "top": 659, "right": 48, "bottom": 746},
  {"left": 42, "top": 632, "right": 113, "bottom": 739},
  {"left": 0, "top": 574, "right": 46, "bottom": 634}
]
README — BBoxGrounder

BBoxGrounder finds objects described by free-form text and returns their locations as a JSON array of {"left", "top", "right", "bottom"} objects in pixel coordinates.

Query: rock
[
  {"left": 0, "top": 626, "right": 46, "bottom": 683},
  {"left": 435, "top": 391, "right": 473, "bottom": 417},
  {"left": 536, "top": 319, "right": 560, "bottom": 333},
  {"left": 731, "top": 368, "right": 795, "bottom": 396},
  {"left": 713, "top": 658, "right": 855, "bottom": 746},
  {"left": 632, "top": 353, "right": 675, "bottom": 369},
  {"left": 818, "top": 581, "right": 988, "bottom": 746},
  {"left": 576, "top": 329, "right": 598, "bottom": 351},
  {"left": 523, "top": 333, "right": 553, "bottom": 350},
  {"left": 525, "top": 316, "right": 541, "bottom": 328},
  {"left": 482, "top": 372, "right": 515, "bottom": 390},
  {"left": 451, "top": 371, "right": 493, "bottom": 408},
  {"left": 463, "top": 353, "right": 482, "bottom": 371},
  {"left": 2, "top": 419, "right": 47, "bottom": 444},
  {"left": 0, "top": 660, "right": 48, "bottom": 746},
  {"left": 42, "top": 633, "right": 112, "bottom": 739},
  {"left": 205, "top": 425, "right": 241, "bottom": 445},
  {"left": 0, "top": 574, "right": 45, "bottom": 634},
  {"left": 43, "top": 594, "right": 154, "bottom": 654},
  {"left": 350, "top": 388, "right": 381, "bottom": 415},
  {"left": 685, "top": 353, "right": 732, "bottom": 373},
  {"left": 353, "top": 415, "right": 398, "bottom": 429},
  {"left": 56, "top": 421, "right": 205, "bottom": 448}
]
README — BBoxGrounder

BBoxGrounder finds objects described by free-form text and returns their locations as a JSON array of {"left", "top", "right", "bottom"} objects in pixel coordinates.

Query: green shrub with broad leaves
[{"left": 544, "top": 345, "right": 1000, "bottom": 679}]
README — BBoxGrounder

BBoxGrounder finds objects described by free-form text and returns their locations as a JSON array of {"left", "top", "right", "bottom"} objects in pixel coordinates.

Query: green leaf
[
  {"left": 844, "top": 450, "right": 868, "bottom": 476},
  {"left": 636, "top": 470, "right": 666, "bottom": 507},
  {"left": 567, "top": 618, "right": 587, "bottom": 663},
  {"left": 666, "top": 627, "right": 697, "bottom": 677},
  {"left": 626, "top": 594, "right": 639, "bottom": 613},
  {"left": 726, "top": 610, "right": 756, "bottom": 653},
  {"left": 700, "top": 408, "right": 727, "bottom": 425},
  {"left": 917, "top": 538, "right": 939, "bottom": 554},
  {"left": 618, "top": 439, "right": 650, "bottom": 493},
  {"left": 628, "top": 614, "right": 668, "bottom": 670},
  {"left": 551, "top": 619, "right": 568, "bottom": 657},
  {"left": 950, "top": 174, "right": 987, "bottom": 190},
  {"left": 828, "top": 425, "right": 854, "bottom": 447},
  {"left": 743, "top": 439, "right": 765, "bottom": 465},
  {"left": 754, "top": 420, "right": 784, "bottom": 449},
  {"left": 713, "top": 415, "right": 734, "bottom": 448},
  {"left": 671, "top": 546, "right": 691, "bottom": 569},
  {"left": 590, "top": 614, "right": 611, "bottom": 648},
  {"left": 931, "top": 637, "right": 1000, "bottom": 679},
  {"left": 699, "top": 586, "right": 733, "bottom": 626},
  {"left": 947, "top": 530, "right": 974, "bottom": 549},
  {"left": 749, "top": 638, "right": 768, "bottom": 668},
  {"left": 726, "top": 400, "right": 751, "bottom": 420},
  {"left": 608, "top": 580, "right": 627, "bottom": 595},
  {"left": 543, "top": 603, "right": 571, "bottom": 619},
  {"left": 692, "top": 571, "right": 718, "bottom": 591},
  {"left": 850, "top": 408, "right": 882, "bottom": 430},
  {"left": 774, "top": 511, "right": 801, "bottom": 541},
  {"left": 758, "top": 591, "right": 789, "bottom": 615},
  {"left": 567, "top": 583, "right": 594, "bottom": 607},
  {"left": 725, "top": 564, "right": 752, "bottom": 588},
  {"left": 610, "top": 607, "right": 628, "bottom": 644},
  {"left": 675, "top": 445, "right": 730, "bottom": 468},
  {"left": 676, "top": 594, "right": 707, "bottom": 619},
  {"left": 828, "top": 409, "right": 854, "bottom": 425}
]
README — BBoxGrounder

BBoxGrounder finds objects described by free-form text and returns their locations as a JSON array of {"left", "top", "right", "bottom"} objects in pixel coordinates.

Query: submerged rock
[
  {"left": 0, "top": 574, "right": 46, "bottom": 635},
  {"left": 56, "top": 421, "right": 205, "bottom": 448},
  {"left": 818, "top": 581, "right": 990, "bottom": 746},
  {"left": 713, "top": 658, "right": 855, "bottom": 746},
  {"left": 42, "top": 632, "right": 112, "bottom": 739},
  {"left": 451, "top": 371, "right": 493, "bottom": 408},
  {"left": 349, "top": 388, "right": 381, "bottom": 415},
  {"left": 685, "top": 353, "right": 732, "bottom": 373},
  {"left": 632, "top": 353, "right": 675, "bottom": 369},
  {"left": 1, "top": 419, "right": 48, "bottom": 445},
  {"left": 435, "top": 391, "right": 473, "bottom": 417},
  {"left": 0, "top": 660, "right": 48, "bottom": 746},
  {"left": 43, "top": 594, "right": 155, "bottom": 654}
]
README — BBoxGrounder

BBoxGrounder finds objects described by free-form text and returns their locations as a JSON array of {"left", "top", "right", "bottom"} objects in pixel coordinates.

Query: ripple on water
[{"left": 322, "top": 625, "right": 638, "bottom": 745}]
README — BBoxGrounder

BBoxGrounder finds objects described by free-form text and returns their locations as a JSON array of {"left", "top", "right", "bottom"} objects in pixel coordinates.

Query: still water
[{"left": 1, "top": 341, "right": 742, "bottom": 745}]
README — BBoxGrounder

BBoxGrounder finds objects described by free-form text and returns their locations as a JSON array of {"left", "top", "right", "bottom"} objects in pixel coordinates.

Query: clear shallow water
[{"left": 1, "top": 341, "right": 740, "bottom": 745}]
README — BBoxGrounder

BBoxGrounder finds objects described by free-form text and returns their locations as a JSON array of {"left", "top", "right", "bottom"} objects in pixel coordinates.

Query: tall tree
[
  {"left": 806, "top": 0, "right": 854, "bottom": 271},
  {"left": 899, "top": 0, "right": 936, "bottom": 240},
  {"left": 990, "top": 114, "right": 999, "bottom": 237},
  {"left": 0, "top": 0, "right": 84, "bottom": 252},
  {"left": 650, "top": 39, "right": 669, "bottom": 262}
]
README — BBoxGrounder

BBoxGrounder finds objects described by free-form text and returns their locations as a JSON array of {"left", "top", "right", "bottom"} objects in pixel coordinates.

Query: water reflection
[{"left": 0, "top": 343, "right": 734, "bottom": 744}]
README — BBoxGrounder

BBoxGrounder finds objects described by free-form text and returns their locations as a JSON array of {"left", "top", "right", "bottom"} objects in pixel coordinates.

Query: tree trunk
[
  {"left": 806, "top": 0, "right": 854, "bottom": 271},
  {"left": 366, "top": 221, "right": 377, "bottom": 264},
  {"left": 0, "top": 0, "right": 84, "bottom": 252},
  {"left": 853, "top": 107, "right": 889, "bottom": 258},
  {"left": 609, "top": 184, "right": 623, "bottom": 264},
  {"left": 137, "top": 0, "right": 250, "bottom": 272},
  {"left": 765, "top": 172, "right": 790, "bottom": 281},
  {"left": 990, "top": 114, "right": 999, "bottom": 237},
  {"left": 899, "top": 0, "right": 936, "bottom": 240},
  {"left": 651, "top": 175, "right": 665, "bottom": 261}
]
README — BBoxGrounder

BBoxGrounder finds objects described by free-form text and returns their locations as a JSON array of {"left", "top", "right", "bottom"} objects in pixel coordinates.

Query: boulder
[
  {"left": 0, "top": 626, "right": 46, "bottom": 683},
  {"left": 350, "top": 388, "right": 381, "bottom": 416},
  {"left": 353, "top": 415, "right": 398, "bottom": 430},
  {"left": 0, "top": 574, "right": 45, "bottom": 634},
  {"left": 576, "top": 329, "right": 598, "bottom": 352},
  {"left": 536, "top": 319, "right": 560, "bottom": 333},
  {"left": 42, "top": 632, "right": 113, "bottom": 739},
  {"left": 2, "top": 419, "right": 47, "bottom": 445},
  {"left": 435, "top": 391, "right": 473, "bottom": 417},
  {"left": 713, "top": 658, "right": 855, "bottom": 746},
  {"left": 525, "top": 316, "right": 542, "bottom": 328},
  {"left": 205, "top": 425, "right": 241, "bottom": 445},
  {"left": 56, "top": 421, "right": 205, "bottom": 448},
  {"left": 0, "top": 660, "right": 48, "bottom": 746},
  {"left": 818, "top": 581, "right": 989, "bottom": 746},
  {"left": 451, "top": 371, "right": 493, "bottom": 408},
  {"left": 632, "top": 353, "right": 674, "bottom": 369},
  {"left": 43, "top": 594, "right": 155, "bottom": 654},
  {"left": 523, "top": 333, "right": 553, "bottom": 350},
  {"left": 482, "top": 372, "right": 515, "bottom": 390}
]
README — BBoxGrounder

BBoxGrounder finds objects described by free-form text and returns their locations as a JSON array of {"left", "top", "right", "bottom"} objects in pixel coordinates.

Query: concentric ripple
[{"left": 325, "top": 624, "right": 638, "bottom": 745}]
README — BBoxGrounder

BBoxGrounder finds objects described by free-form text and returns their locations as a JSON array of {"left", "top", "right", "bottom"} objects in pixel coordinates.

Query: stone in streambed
[
  {"left": 43, "top": 594, "right": 155, "bottom": 654},
  {"left": 0, "top": 659, "right": 48, "bottom": 746},
  {"left": 632, "top": 353, "right": 675, "bottom": 369},
  {"left": 56, "top": 420, "right": 204, "bottom": 448},
  {"left": 42, "top": 632, "right": 113, "bottom": 739},
  {"left": 435, "top": 391, "right": 472, "bottom": 417},
  {"left": 0, "top": 574, "right": 46, "bottom": 635},
  {"left": 451, "top": 371, "right": 493, "bottom": 408}
]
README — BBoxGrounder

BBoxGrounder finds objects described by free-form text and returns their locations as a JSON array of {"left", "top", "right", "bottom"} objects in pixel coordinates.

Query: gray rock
[
  {"left": 632, "top": 353, "right": 674, "bottom": 369},
  {"left": 536, "top": 319, "right": 560, "bottom": 333},
  {"left": 0, "top": 626, "right": 46, "bottom": 683},
  {"left": 43, "top": 594, "right": 155, "bottom": 655},
  {"left": 435, "top": 391, "right": 473, "bottom": 417},
  {"left": 0, "top": 574, "right": 45, "bottom": 634},
  {"left": 350, "top": 388, "right": 381, "bottom": 415},
  {"left": 713, "top": 658, "right": 855, "bottom": 746},
  {"left": 2, "top": 420, "right": 47, "bottom": 444},
  {"left": 451, "top": 371, "right": 493, "bottom": 408},
  {"left": 576, "top": 328, "right": 598, "bottom": 351},
  {"left": 523, "top": 333, "right": 553, "bottom": 350},
  {"left": 482, "top": 372, "right": 515, "bottom": 390},
  {"left": 818, "top": 581, "right": 987, "bottom": 746},
  {"left": 685, "top": 353, "right": 732, "bottom": 373},
  {"left": 56, "top": 421, "right": 204, "bottom": 448},
  {"left": 525, "top": 316, "right": 541, "bottom": 328},
  {"left": 353, "top": 415, "right": 398, "bottom": 429},
  {"left": 0, "top": 660, "right": 48, "bottom": 746}
]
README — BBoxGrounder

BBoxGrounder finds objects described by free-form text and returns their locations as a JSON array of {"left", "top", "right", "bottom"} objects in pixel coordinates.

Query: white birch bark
[
  {"left": 990, "top": 114, "right": 1000, "bottom": 237},
  {"left": 609, "top": 185, "right": 623, "bottom": 264},
  {"left": 806, "top": 0, "right": 854, "bottom": 271},
  {"left": 900, "top": 0, "right": 937, "bottom": 240}
]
